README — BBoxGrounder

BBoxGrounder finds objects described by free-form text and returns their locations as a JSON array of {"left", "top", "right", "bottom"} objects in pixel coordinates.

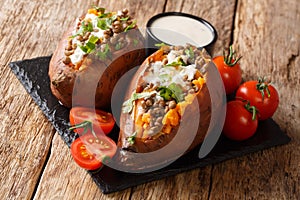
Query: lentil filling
[
  {"left": 122, "top": 44, "right": 211, "bottom": 142},
  {"left": 63, "top": 7, "right": 140, "bottom": 70}
]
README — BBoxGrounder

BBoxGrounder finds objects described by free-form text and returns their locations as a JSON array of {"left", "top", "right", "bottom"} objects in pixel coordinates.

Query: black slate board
[{"left": 9, "top": 56, "right": 291, "bottom": 194}]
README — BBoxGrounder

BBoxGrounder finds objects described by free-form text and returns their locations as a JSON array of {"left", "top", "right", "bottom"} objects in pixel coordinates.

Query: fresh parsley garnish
[
  {"left": 133, "top": 39, "right": 139, "bottom": 47},
  {"left": 106, "top": 15, "right": 117, "bottom": 26},
  {"left": 115, "top": 42, "right": 122, "bottom": 50},
  {"left": 124, "top": 20, "right": 137, "bottom": 32},
  {"left": 122, "top": 91, "right": 156, "bottom": 113},
  {"left": 120, "top": 16, "right": 130, "bottom": 21},
  {"left": 79, "top": 35, "right": 99, "bottom": 53},
  {"left": 96, "top": 43, "right": 111, "bottom": 60},
  {"left": 93, "top": 6, "right": 105, "bottom": 13},
  {"left": 154, "top": 43, "right": 166, "bottom": 47},
  {"left": 97, "top": 19, "right": 109, "bottom": 30},
  {"left": 158, "top": 83, "right": 184, "bottom": 103},
  {"left": 184, "top": 47, "right": 194, "bottom": 60},
  {"left": 127, "top": 132, "right": 137, "bottom": 145},
  {"left": 165, "top": 57, "right": 187, "bottom": 67},
  {"left": 73, "top": 21, "right": 94, "bottom": 37},
  {"left": 82, "top": 21, "right": 94, "bottom": 32}
]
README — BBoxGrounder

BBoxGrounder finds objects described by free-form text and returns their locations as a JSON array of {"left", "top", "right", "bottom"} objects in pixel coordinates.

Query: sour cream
[
  {"left": 143, "top": 50, "right": 197, "bottom": 88},
  {"left": 146, "top": 13, "right": 217, "bottom": 54}
]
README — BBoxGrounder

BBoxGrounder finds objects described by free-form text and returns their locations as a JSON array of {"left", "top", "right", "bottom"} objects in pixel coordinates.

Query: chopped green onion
[
  {"left": 120, "top": 16, "right": 129, "bottom": 21},
  {"left": 133, "top": 39, "right": 139, "bottom": 47},
  {"left": 88, "top": 35, "right": 99, "bottom": 44},
  {"left": 184, "top": 47, "right": 194, "bottom": 60},
  {"left": 115, "top": 42, "right": 122, "bottom": 50},
  {"left": 96, "top": 43, "right": 111, "bottom": 60},
  {"left": 155, "top": 43, "right": 166, "bottom": 47},
  {"left": 97, "top": 19, "right": 109, "bottom": 30},
  {"left": 158, "top": 83, "right": 184, "bottom": 103},
  {"left": 124, "top": 20, "right": 137, "bottom": 32},
  {"left": 165, "top": 57, "right": 187, "bottom": 67},
  {"left": 127, "top": 132, "right": 137, "bottom": 145},
  {"left": 93, "top": 6, "right": 105, "bottom": 13},
  {"left": 106, "top": 15, "right": 117, "bottom": 26}
]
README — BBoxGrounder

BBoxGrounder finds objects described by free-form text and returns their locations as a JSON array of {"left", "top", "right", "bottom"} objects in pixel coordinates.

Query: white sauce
[
  {"left": 143, "top": 50, "right": 197, "bottom": 88},
  {"left": 69, "top": 13, "right": 107, "bottom": 65},
  {"left": 149, "top": 15, "right": 214, "bottom": 47}
]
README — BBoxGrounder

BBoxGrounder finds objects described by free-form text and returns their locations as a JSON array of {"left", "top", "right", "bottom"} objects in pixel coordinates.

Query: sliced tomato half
[
  {"left": 70, "top": 133, "right": 117, "bottom": 170},
  {"left": 70, "top": 107, "right": 115, "bottom": 135}
]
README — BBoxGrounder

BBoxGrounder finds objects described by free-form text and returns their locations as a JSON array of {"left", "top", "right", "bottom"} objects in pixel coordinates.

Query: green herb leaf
[
  {"left": 79, "top": 36, "right": 99, "bottom": 54},
  {"left": 93, "top": 6, "right": 105, "bottom": 13},
  {"left": 158, "top": 87, "right": 173, "bottom": 101},
  {"left": 154, "top": 43, "right": 166, "bottom": 47},
  {"left": 97, "top": 19, "right": 109, "bottom": 30},
  {"left": 127, "top": 132, "right": 137, "bottom": 145},
  {"left": 82, "top": 21, "right": 94, "bottom": 32},
  {"left": 124, "top": 20, "right": 137, "bottom": 32},
  {"left": 122, "top": 91, "right": 156, "bottom": 113},
  {"left": 79, "top": 45, "right": 88, "bottom": 53},
  {"left": 106, "top": 15, "right": 117, "bottom": 26},
  {"left": 168, "top": 83, "right": 184, "bottom": 102},
  {"left": 158, "top": 83, "right": 184, "bottom": 103},
  {"left": 165, "top": 57, "right": 187, "bottom": 67},
  {"left": 115, "top": 42, "right": 122, "bottom": 50},
  {"left": 88, "top": 35, "right": 99, "bottom": 44},
  {"left": 184, "top": 47, "right": 194, "bottom": 60},
  {"left": 96, "top": 43, "right": 111, "bottom": 60},
  {"left": 120, "top": 16, "right": 129, "bottom": 21},
  {"left": 133, "top": 39, "right": 139, "bottom": 47},
  {"left": 98, "top": 12, "right": 111, "bottom": 18}
]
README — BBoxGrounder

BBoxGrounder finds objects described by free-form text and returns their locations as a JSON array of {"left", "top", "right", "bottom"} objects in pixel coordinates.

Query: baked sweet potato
[
  {"left": 49, "top": 7, "right": 145, "bottom": 110},
  {"left": 118, "top": 44, "right": 212, "bottom": 153}
]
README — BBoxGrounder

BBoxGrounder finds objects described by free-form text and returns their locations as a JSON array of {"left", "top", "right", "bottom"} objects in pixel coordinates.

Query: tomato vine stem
[
  {"left": 256, "top": 77, "right": 271, "bottom": 101},
  {"left": 223, "top": 45, "right": 242, "bottom": 67},
  {"left": 244, "top": 102, "right": 258, "bottom": 121},
  {"left": 69, "top": 120, "right": 98, "bottom": 138}
]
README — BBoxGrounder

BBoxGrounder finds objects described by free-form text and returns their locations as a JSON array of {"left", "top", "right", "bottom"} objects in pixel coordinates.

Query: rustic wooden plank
[
  {"left": 233, "top": 0, "right": 300, "bottom": 140},
  {"left": 0, "top": 0, "right": 136, "bottom": 199},
  {"left": 33, "top": 133, "right": 132, "bottom": 200},
  {"left": 0, "top": 0, "right": 64, "bottom": 199},
  {"left": 207, "top": 0, "right": 300, "bottom": 199}
]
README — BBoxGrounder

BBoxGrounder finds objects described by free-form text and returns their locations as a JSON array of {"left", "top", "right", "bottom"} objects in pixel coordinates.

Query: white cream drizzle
[{"left": 143, "top": 50, "right": 197, "bottom": 88}]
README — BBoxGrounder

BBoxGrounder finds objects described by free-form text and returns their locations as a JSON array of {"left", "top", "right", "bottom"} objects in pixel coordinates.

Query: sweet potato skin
[
  {"left": 118, "top": 49, "right": 212, "bottom": 153},
  {"left": 49, "top": 21, "right": 146, "bottom": 110}
]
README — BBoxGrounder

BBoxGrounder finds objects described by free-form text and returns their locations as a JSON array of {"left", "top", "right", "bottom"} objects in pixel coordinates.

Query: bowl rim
[{"left": 146, "top": 12, "right": 218, "bottom": 49}]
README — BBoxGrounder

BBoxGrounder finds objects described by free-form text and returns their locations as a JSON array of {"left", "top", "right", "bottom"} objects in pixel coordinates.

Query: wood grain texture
[
  {"left": 33, "top": 133, "right": 132, "bottom": 200},
  {"left": 234, "top": 0, "right": 300, "bottom": 140},
  {"left": 207, "top": 0, "right": 300, "bottom": 199},
  {"left": 0, "top": 0, "right": 299, "bottom": 199}
]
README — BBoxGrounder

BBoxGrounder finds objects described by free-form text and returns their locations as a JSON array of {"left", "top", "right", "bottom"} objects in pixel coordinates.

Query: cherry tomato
[
  {"left": 70, "top": 107, "right": 115, "bottom": 135},
  {"left": 213, "top": 46, "right": 242, "bottom": 95},
  {"left": 236, "top": 78, "right": 279, "bottom": 120},
  {"left": 70, "top": 133, "right": 117, "bottom": 170},
  {"left": 223, "top": 100, "right": 258, "bottom": 141}
]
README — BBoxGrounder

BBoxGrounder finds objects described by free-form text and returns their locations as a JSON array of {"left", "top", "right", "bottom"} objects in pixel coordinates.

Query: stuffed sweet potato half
[
  {"left": 118, "top": 44, "right": 212, "bottom": 153},
  {"left": 49, "top": 7, "right": 145, "bottom": 109}
]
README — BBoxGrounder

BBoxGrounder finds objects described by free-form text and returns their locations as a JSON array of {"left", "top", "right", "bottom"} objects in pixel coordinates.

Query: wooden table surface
[{"left": 1, "top": 0, "right": 299, "bottom": 199}]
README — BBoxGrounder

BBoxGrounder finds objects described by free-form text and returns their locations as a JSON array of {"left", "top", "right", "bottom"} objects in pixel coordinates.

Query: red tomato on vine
[
  {"left": 223, "top": 100, "right": 258, "bottom": 141},
  {"left": 236, "top": 78, "right": 279, "bottom": 120},
  {"left": 213, "top": 45, "right": 242, "bottom": 95}
]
